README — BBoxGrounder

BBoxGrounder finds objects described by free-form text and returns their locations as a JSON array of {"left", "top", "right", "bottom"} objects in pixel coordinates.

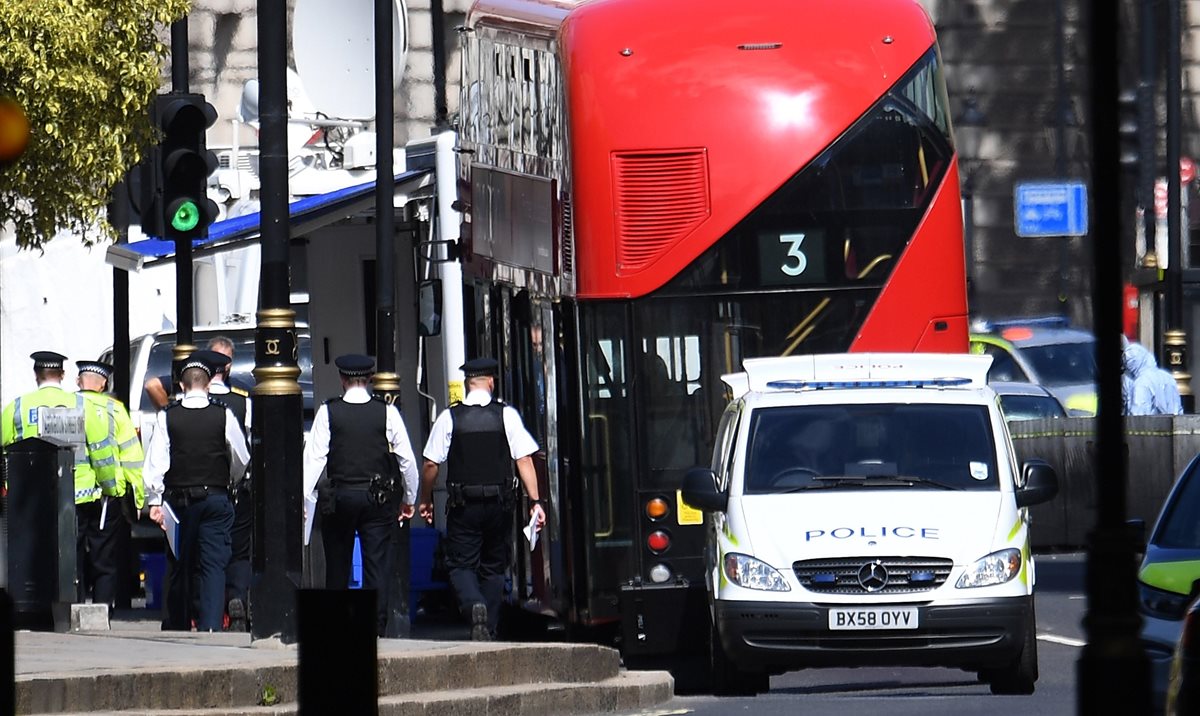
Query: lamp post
[
  {"left": 1165, "top": 0, "right": 1193, "bottom": 411},
  {"left": 955, "top": 90, "right": 988, "bottom": 315}
]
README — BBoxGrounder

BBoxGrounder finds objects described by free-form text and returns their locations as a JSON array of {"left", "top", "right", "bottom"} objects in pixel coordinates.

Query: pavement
[{"left": 14, "top": 606, "right": 674, "bottom": 715}]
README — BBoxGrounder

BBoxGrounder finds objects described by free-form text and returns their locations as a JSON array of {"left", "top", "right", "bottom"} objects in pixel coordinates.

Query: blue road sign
[{"left": 1014, "top": 181, "right": 1089, "bottom": 238}]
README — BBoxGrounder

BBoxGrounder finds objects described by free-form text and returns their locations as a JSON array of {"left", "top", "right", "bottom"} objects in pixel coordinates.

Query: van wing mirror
[
  {"left": 681, "top": 467, "right": 726, "bottom": 513},
  {"left": 1016, "top": 458, "right": 1059, "bottom": 508},
  {"left": 418, "top": 279, "right": 442, "bottom": 337}
]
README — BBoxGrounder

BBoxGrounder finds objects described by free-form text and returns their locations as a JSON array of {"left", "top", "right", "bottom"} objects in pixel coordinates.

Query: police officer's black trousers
[
  {"left": 444, "top": 500, "right": 512, "bottom": 635},
  {"left": 224, "top": 482, "right": 253, "bottom": 608},
  {"left": 163, "top": 492, "right": 234, "bottom": 632},
  {"left": 321, "top": 487, "right": 395, "bottom": 636},
  {"left": 75, "top": 498, "right": 124, "bottom": 605}
]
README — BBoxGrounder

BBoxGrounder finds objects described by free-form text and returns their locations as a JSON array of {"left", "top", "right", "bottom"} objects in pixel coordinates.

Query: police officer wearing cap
[
  {"left": 205, "top": 348, "right": 254, "bottom": 631},
  {"left": 143, "top": 350, "right": 250, "bottom": 631},
  {"left": 75, "top": 360, "right": 146, "bottom": 607},
  {"left": 302, "top": 354, "right": 420, "bottom": 636},
  {"left": 2, "top": 351, "right": 85, "bottom": 446},
  {"left": 418, "top": 357, "right": 545, "bottom": 640}
]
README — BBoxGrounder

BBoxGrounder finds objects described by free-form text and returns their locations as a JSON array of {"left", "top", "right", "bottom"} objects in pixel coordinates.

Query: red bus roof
[{"left": 469, "top": 0, "right": 939, "bottom": 298}]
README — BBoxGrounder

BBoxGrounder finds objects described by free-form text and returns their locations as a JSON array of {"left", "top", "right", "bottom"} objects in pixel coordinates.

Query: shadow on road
[{"left": 773, "top": 677, "right": 981, "bottom": 696}]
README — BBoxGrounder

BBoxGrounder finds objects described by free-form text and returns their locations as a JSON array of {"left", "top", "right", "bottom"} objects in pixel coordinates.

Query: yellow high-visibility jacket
[{"left": 2, "top": 385, "right": 103, "bottom": 504}]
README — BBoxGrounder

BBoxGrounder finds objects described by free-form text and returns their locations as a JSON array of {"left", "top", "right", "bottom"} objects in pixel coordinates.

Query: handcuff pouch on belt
[
  {"left": 446, "top": 482, "right": 513, "bottom": 508},
  {"left": 368, "top": 471, "right": 399, "bottom": 507}
]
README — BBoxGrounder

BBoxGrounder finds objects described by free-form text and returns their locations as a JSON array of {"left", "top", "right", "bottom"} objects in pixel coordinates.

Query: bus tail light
[
  {"left": 647, "top": 530, "right": 671, "bottom": 554},
  {"left": 645, "top": 497, "right": 669, "bottom": 520},
  {"left": 649, "top": 564, "right": 672, "bottom": 583}
]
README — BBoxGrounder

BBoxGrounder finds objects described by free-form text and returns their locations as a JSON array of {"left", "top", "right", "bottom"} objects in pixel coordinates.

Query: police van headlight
[
  {"left": 955, "top": 549, "right": 1022, "bottom": 589},
  {"left": 723, "top": 553, "right": 791, "bottom": 592}
]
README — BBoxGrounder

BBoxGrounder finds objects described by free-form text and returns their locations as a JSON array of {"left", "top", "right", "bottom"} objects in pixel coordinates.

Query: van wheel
[
  {"left": 710, "top": 619, "right": 769, "bottom": 696},
  {"left": 984, "top": 609, "right": 1038, "bottom": 695}
]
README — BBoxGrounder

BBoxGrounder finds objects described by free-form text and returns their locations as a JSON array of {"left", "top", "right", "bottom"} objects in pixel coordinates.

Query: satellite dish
[
  {"left": 293, "top": 0, "right": 409, "bottom": 121},
  {"left": 238, "top": 79, "right": 260, "bottom": 123}
]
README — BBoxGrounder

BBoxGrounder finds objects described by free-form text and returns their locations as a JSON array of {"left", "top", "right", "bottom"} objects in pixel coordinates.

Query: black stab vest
[
  {"left": 447, "top": 402, "right": 510, "bottom": 486},
  {"left": 327, "top": 398, "right": 390, "bottom": 487},
  {"left": 164, "top": 399, "right": 230, "bottom": 489}
]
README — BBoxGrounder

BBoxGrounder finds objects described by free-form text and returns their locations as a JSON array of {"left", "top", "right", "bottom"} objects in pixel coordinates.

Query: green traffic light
[{"left": 170, "top": 200, "right": 200, "bottom": 232}]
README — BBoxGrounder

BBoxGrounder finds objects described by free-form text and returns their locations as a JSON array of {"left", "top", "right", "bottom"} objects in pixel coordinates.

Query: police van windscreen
[{"left": 743, "top": 403, "right": 998, "bottom": 494}]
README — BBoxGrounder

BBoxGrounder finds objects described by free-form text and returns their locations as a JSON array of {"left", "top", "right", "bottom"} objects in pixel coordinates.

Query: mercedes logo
[{"left": 857, "top": 560, "right": 889, "bottom": 592}]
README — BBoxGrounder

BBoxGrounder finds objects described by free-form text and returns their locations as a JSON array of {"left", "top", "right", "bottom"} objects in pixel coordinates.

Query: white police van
[{"left": 681, "top": 353, "right": 1059, "bottom": 696}]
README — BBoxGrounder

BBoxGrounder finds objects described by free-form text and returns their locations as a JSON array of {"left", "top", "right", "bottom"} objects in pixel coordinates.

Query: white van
[
  {"left": 681, "top": 353, "right": 1059, "bottom": 696},
  {"left": 99, "top": 324, "right": 315, "bottom": 436}
]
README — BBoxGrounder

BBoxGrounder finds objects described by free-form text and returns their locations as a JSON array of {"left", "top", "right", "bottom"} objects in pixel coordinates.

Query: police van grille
[{"left": 793, "top": 557, "right": 953, "bottom": 594}]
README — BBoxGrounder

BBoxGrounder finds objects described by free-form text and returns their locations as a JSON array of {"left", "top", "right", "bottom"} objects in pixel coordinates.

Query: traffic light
[
  {"left": 154, "top": 93, "right": 218, "bottom": 240},
  {"left": 1118, "top": 88, "right": 1140, "bottom": 169}
]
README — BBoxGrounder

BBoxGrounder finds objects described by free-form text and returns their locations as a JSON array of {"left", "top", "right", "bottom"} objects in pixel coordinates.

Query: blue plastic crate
[
  {"left": 140, "top": 552, "right": 166, "bottom": 610},
  {"left": 409, "top": 527, "right": 448, "bottom": 621}
]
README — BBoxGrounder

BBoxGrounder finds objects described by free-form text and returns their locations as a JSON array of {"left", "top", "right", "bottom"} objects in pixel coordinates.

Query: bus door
[
  {"left": 490, "top": 288, "right": 556, "bottom": 617},
  {"left": 575, "top": 302, "right": 638, "bottom": 625}
]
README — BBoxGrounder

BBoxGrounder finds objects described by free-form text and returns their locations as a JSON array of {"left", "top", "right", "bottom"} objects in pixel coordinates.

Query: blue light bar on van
[
  {"left": 972, "top": 315, "right": 1071, "bottom": 333},
  {"left": 764, "top": 378, "right": 974, "bottom": 391}
]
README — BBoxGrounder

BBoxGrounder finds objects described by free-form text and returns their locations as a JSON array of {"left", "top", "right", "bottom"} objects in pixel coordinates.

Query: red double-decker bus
[{"left": 429, "top": 0, "right": 966, "bottom": 680}]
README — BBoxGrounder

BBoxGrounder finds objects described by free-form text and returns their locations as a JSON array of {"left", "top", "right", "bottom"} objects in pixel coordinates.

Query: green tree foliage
[{"left": 0, "top": 0, "right": 190, "bottom": 250}]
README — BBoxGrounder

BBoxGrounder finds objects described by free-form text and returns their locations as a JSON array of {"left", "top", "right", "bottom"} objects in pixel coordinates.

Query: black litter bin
[{"left": 2, "top": 437, "right": 77, "bottom": 631}]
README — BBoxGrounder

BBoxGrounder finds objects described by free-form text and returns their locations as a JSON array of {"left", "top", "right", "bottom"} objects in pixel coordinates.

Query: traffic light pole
[
  {"left": 1164, "top": 0, "right": 1193, "bottom": 411},
  {"left": 251, "top": 0, "right": 303, "bottom": 644},
  {"left": 169, "top": 15, "right": 194, "bottom": 371}
]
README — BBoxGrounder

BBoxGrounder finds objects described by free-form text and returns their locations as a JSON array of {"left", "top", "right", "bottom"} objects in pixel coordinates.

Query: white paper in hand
[
  {"left": 303, "top": 495, "right": 318, "bottom": 546},
  {"left": 522, "top": 512, "right": 540, "bottom": 552}
]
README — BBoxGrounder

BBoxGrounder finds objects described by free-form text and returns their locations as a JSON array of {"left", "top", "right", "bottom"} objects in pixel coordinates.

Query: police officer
[
  {"left": 418, "top": 357, "right": 545, "bottom": 640},
  {"left": 75, "top": 360, "right": 146, "bottom": 607},
  {"left": 206, "top": 348, "right": 253, "bottom": 631},
  {"left": 302, "top": 354, "right": 420, "bottom": 637},
  {"left": 2, "top": 351, "right": 86, "bottom": 445},
  {"left": 2, "top": 352, "right": 117, "bottom": 601},
  {"left": 143, "top": 350, "right": 250, "bottom": 631}
]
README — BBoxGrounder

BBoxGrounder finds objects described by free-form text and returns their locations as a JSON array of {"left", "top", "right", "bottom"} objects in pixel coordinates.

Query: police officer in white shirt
[
  {"left": 302, "top": 354, "right": 420, "bottom": 637},
  {"left": 205, "top": 347, "right": 254, "bottom": 632},
  {"left": 418, "top": 357, "right": 545, "bottom": 640},
  {"left": 143, "top": 350, "right": 250, "bottom": 631}
]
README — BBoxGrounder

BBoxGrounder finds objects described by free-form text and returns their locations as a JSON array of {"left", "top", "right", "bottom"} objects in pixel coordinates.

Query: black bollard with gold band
[
  {"left": 371, "top": 372, "right": 401, "bottom": 405},
  {"left": 250, "top": 308, "right": 305, "bottom": 642},
  {"left": 1164, "top": 329, "right": 1193, "bottom": 413}
]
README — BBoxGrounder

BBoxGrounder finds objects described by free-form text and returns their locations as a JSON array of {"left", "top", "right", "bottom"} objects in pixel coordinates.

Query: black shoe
[
  {"left": 227, "top": 598, "right": 247, "bottom": 632},
  {"left": 470, "top": 603, "right": 490, "bottom": 641}
]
